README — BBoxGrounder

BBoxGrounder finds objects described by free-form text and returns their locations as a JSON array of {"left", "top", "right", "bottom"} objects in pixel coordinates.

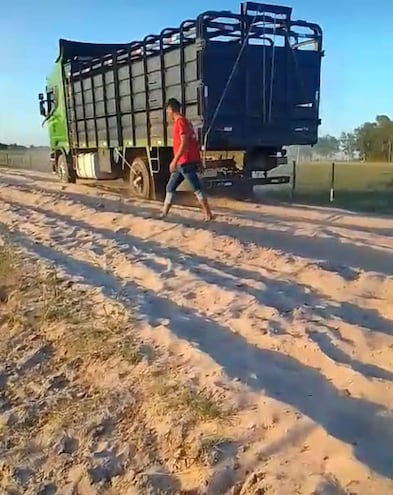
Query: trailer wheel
[
  {"left": 236, "top": 182, "right": 254, "bottom": 201},
  {"left": 57, "top": 153, "right": 76, "bottom": 184},
  {"left": 126, "top": 157, "right": 152, "bottom": 199}
]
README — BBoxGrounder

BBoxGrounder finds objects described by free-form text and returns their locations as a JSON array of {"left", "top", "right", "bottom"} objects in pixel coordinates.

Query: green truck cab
[{"left": 39, "top": 60, "right": 72, "bottom": 179}]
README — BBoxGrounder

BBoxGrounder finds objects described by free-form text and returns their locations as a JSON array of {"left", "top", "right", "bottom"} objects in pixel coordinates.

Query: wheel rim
[
  {"left": 58, "top": 156, "right": 67, "bottom": 181},
  {"left": 130, "top": 164, "right": 145, "bottom": 195}
]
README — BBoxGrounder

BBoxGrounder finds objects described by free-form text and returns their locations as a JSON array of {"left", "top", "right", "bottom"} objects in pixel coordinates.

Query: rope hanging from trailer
[
  {"left": 262, "top": 13, "right": 266, "bottom": 123},
  {"left": 262, "top": 14, "right": 277, "bottom": 124},
  {"left": 113, "top": 147, "right": 133, "bottom": 171},
  {"left": 202, "top": 9, "right": 260, "bottom": 166},
  {"left": 268, "top": 15, "right": 277, "bottom": 124}
]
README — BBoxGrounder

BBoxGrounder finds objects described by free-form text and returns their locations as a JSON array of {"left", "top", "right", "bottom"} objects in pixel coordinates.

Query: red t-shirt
[{"left": 173, "top": 116, "right": 201, "bottom": 165}]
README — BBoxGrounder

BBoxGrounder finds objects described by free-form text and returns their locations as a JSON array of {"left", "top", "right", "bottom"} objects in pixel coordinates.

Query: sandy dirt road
[{"left": 1, "top": 168, "right": 393, "bottom": 494}]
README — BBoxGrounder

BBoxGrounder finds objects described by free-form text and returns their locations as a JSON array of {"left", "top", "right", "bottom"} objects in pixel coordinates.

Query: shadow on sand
[{"left": 4, "top": 224, "right": 393, "bottom": 480}]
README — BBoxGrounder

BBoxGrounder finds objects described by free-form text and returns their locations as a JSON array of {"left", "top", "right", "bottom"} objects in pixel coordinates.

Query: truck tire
[
  {"left": 57, "top": 153, "right": 76, "bottom": 184},
  {"left": 125, "top": 156, "right": 152, "bottom": 199},
  {"left": 236, "top": 182, "right": 254, "bottom": 201}
]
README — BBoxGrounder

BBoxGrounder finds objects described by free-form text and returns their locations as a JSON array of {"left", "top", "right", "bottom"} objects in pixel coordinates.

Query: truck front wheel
[{"left": 57, "top": 153, "right": 76, "bottom": 184}]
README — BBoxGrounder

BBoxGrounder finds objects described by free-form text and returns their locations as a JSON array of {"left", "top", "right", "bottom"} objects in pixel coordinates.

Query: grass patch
[
  {"left": 118, "top": 338, "right": 143, "bottom": 365},
  {"left": 178, "top": 387, "right": 224, "bottom": 421},
  {"left": 0, "top": 242, "right": 14, "bottom": 278},
  {"left": 265, "top": 162, "right": 393, "bottom": 214},
  {"left": 0, "top": 242, "right": 21, "bottom": 302},
  {"left": 39, "top": 270, "right": 80, "bottom": 325},
  {"left": 65, "top": 325, "right": 113, "bottom": 356},
  {"left": 198, "top": 433, "right": 231, "bottom": 455},
  {"left": 153, "top": 376, "right": 225, "bottom": 421}
]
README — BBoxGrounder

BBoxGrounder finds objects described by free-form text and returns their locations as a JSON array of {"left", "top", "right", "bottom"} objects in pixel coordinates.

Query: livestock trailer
[{"left": 39, "top": 1, "right": 323, "bottom": 199}]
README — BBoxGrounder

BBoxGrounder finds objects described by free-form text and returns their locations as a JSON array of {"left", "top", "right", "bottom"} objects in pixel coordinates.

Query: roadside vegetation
[{"left": 0, "top": 239, "right": 234, "bottom": 494}]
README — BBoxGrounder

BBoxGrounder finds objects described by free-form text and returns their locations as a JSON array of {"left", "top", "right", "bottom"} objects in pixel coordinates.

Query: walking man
[{"left": 161, "top": 98, "right": 213, "bottom": 221}]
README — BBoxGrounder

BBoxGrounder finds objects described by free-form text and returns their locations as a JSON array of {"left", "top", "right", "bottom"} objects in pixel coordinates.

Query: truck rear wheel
[
  {"left": 235, "top": 182, "right": 254, "bottom": 201},
  {"left": 125, "top": 157, "right": 152, "bottom": 199},
  {"left": 57, "top": 153, "right": 76, "bottom": 184}
]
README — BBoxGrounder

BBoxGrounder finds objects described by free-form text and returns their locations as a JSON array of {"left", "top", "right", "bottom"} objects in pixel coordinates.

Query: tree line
[
  {"left": 291, "top": 115, "right": 393, "bottom": 162},
  {"left": 0, "top": 143, "right": 48, "bottom": 151}
]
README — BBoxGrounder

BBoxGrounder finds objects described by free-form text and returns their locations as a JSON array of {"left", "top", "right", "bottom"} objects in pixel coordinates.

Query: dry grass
[
  {"left": 154, "top": 378, "right": 225, "bottom": 421},
  {"left": 0, "top": 241, "right": 20, "bottom": 298},
  {"left": 0, "top": 241, "right": 14, "bottom": 277},
  {"left": 0, "top": 237, "right": 233, "bottom": 493},
  {"left": 118, "top": 338, "right": 144, "bottom": 365}
]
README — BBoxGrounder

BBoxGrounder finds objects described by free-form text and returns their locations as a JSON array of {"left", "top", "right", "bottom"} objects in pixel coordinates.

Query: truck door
[{"left": 289, "top": 42, "right": 323, "bottom": 143}]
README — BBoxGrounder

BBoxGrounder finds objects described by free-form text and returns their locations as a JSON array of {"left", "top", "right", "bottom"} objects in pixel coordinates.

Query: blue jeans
[{"left": 165, "top": 162, "right": 204, "bottom": 204}]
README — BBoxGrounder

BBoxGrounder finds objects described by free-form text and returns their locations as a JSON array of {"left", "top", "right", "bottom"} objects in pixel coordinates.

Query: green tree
[
  {"left": 375, "top": 115, "right": 393, "bottom": 161},
  {"left": 339, "top": 132, "right": 356, "bottom": 158},
  {"left": 313, "top": 135, "right": 340, "bottom": 157},
  {"left": 354, "top": 115, "right": 393, "bottom": 161}
]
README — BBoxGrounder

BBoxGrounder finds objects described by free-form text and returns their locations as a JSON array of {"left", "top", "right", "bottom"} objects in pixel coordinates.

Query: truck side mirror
[
  {"left": 38, "top": 93, "right": 47, "bottom": 117},
  {"left": 39, "top": 100, "right": 47, "bottom": 117}
]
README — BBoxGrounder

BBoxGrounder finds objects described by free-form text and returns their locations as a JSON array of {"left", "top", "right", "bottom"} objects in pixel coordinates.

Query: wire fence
[
  {"left": 0, "top": 150, "right": 51, "bottom": 173},
  {"left": 267, "top": 161, "right": 393, "bottom": 214}
]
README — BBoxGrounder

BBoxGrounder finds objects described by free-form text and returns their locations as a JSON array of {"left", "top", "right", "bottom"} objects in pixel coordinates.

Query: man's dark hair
[{"left": 166, "top": 98, "right": 182, "bottom": 113}]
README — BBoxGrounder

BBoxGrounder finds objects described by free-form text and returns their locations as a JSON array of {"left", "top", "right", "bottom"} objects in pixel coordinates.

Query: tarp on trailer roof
[{"left": 58, "top": 39, "right": 132, "bottom": 63}]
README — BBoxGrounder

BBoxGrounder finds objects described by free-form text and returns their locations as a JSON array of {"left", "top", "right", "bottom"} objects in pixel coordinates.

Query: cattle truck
[{"left": 39, "top": 1, "right": 323, "bottom": 199}]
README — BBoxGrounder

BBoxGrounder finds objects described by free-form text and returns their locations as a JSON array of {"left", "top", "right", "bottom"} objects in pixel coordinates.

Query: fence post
[
  {"left": 330, "top": 162, "right": 336, "bottom": 203},
  {"left": 291, "top": 160, "right": 297, "bottom": 201},
  {"left": 29, "top": 152, "right": 33, "bottom": 169}
]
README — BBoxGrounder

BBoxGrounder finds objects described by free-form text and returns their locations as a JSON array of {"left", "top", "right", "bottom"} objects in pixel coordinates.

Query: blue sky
[{"left": 1, "top": 0, "right": 392, "bottom": 145}]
